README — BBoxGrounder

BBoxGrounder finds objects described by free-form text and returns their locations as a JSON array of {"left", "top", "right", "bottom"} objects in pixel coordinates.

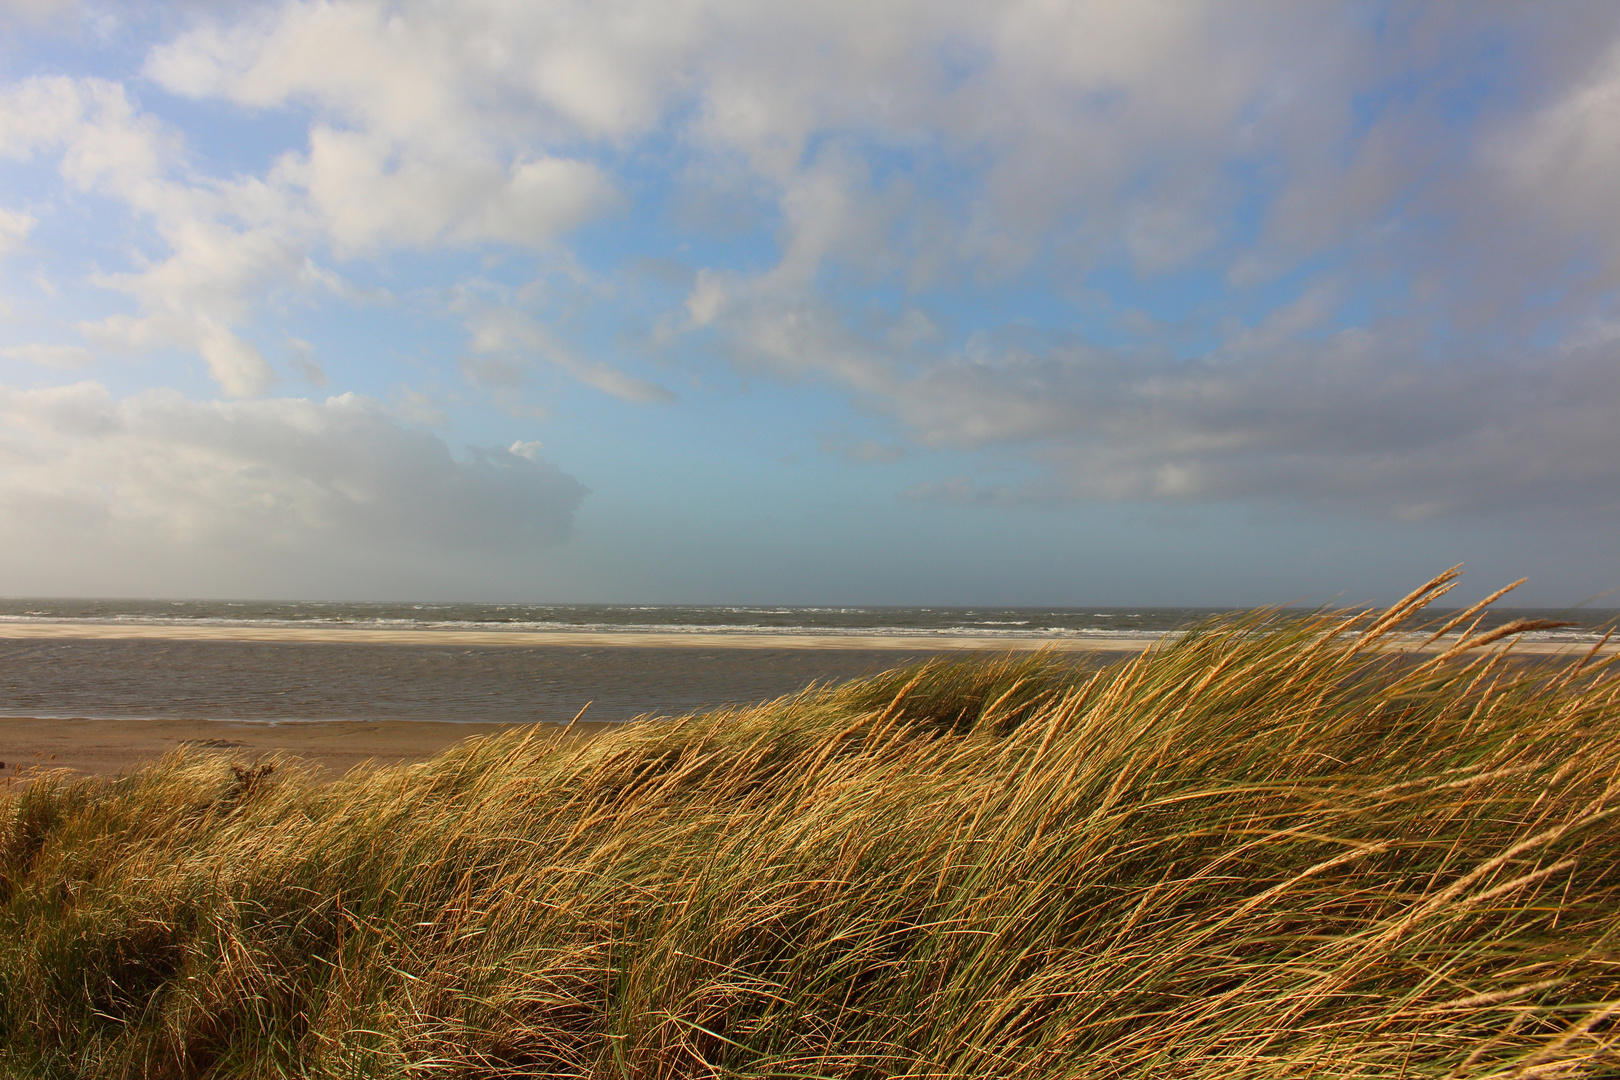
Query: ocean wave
[{"left": 1, "top": 603, "right": 1614, "bottom": 641}]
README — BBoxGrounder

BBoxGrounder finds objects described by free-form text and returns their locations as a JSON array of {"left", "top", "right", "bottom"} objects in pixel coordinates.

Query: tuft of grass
[{"left": 4, "top": 572, "right": 1620, "bottom": 1077}]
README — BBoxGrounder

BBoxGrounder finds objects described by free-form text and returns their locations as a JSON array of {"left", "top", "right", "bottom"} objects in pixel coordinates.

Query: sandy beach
[
  {"left": 0, "top": 624, "right": 1157, "bottom": 778},
  {"left": 0, "top": 715, "right": 614, "bottom": 781},
  {"left": 1, "top": 622, "right": 1609, "bottom": 779}
]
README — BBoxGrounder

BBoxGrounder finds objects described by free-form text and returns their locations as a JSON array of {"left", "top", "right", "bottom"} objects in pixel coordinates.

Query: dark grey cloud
[{"left": 887, "top": 333, "right": 1620, "bottom": 519}]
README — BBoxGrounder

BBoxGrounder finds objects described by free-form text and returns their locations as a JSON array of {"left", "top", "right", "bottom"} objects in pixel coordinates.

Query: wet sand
[{"left": 0, "top": 715, "right": 614, "bottom": 781}]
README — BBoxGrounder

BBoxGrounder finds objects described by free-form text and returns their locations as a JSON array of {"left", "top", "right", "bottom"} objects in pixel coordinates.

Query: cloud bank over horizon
[
  {"left": 0, "top": 381, "right": 587, "bottom": 595},
  {"left": 3, "top": 1, "right": 1620, "bottom": 603}
]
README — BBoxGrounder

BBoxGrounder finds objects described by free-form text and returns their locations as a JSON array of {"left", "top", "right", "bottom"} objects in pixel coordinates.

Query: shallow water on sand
[
  {"left": 1, "top": 600, "right": 1611, "bottom": 725},
  {"left": 0, "top": 639, "right": 957, "bottom": 724}
]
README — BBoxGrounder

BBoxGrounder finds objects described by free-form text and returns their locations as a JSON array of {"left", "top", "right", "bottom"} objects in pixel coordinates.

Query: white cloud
[
  {"left": 193, "top": 316, "right": 275, "bottom": 397},
  {"left": 508, "top": 439, "right": 545, "bottom": 461},
  {"left": 0, "top": 342, "right": 96, "bottom": 368},
  {"left": 0, "top": 76, "right": 175, "bottom": 207},
  {"left": 30, "top": 3, "right": 1610, "bottom": 394},
  {"left": 281, "top": 126, "right": 618, "bottom": 256},
  {"left": 9, "top": 0, "right": 1620, "bottom": 539},
  {"left": 145, "top": 2, "right": 495, "bottom": 143},
  {"left": 0, "top": 207, "right": 35, "bottom": 258},
  {"left": 146, "top": 3, "right": 627, "bottom": 258},
  {"left": 144, "top": 0, "right": 694, "bottom": 144},
  {"left": 0, "top": 76, "right": 292, "bottom": 394},
  {"left": 461, "top": 303, "right": 674, "bottom": 404},
  {"left": 0, "top": 26, "right": 626, "bottom": 399},
  {"left": 0, "top": 383, "right": 588, "bottom": 577},
  {"left": 142, "top": 1, "right": 1352, "bottom": 284}
]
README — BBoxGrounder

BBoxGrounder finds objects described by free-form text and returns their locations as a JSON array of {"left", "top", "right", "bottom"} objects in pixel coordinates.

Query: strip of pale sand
[
  {"left": 0, "top": 716, "right": 614, "bottom": 781},
  {"left": 0, "top": 620, "right": 1609, "bottom": 655}
]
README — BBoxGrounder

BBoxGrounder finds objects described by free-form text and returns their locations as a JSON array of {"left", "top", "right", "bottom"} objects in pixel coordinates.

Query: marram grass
[{"left": 4, "top": 571, "right": 1620, "bottom": 1078}]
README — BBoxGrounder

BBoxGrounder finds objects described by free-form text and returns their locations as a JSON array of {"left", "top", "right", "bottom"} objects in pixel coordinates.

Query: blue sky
[{"left": 3, "top": 1, "right": 1620, "bottom": 606}]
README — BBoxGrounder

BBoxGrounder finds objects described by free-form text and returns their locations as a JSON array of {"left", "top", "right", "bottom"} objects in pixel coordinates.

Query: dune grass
[{"left": 3, "top": 570, "right": 1620, "bottom": 1078}]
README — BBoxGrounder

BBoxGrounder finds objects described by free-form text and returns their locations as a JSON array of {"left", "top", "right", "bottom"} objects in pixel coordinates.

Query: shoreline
[
  {"left": 0, "top": 620, "right": 1161, "bottom": 651},
  {"left": 4, "top": 625, "right": 1613, "bottom": 780},
  {"left": 0, "top": 620, "right": 1611, "bottom": 656}
]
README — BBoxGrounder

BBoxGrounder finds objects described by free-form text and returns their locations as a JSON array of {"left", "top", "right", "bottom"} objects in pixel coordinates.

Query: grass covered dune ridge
[{"left": 4, "top": 571, "right": 1620, "bottom": 1078}]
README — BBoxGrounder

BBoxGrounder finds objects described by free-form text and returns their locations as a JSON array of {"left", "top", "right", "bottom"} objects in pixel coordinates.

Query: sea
[{"left": 0, "top": 599, "right": 1613, "bottom": 725}]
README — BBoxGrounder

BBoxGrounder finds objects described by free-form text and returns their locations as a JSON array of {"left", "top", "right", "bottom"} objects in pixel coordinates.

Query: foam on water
[{"left": 3, "top": 598, "right": 1612, "bottom": 640}]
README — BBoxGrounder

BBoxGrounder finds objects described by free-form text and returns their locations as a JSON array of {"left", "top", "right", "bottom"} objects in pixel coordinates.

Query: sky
[{"left": 2, "top": 1, "right": 1620, "bottom": 607}]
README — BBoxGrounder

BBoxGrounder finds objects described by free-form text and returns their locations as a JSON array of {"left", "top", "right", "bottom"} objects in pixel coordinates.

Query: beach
[
  {"left": 0, "top": 715, "right": 616, "bottom": 780},
  {"left": 1, "top": 618, "right": 1610, "bottom": 778},
  {"left": 0, "top": 622, "right": 1154, "bottom": 777}
]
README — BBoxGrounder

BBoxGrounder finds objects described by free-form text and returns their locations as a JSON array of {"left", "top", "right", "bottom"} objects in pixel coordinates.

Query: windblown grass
[{"left": 4, "top": 570, "right": 1620, "bottom": 1078}]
